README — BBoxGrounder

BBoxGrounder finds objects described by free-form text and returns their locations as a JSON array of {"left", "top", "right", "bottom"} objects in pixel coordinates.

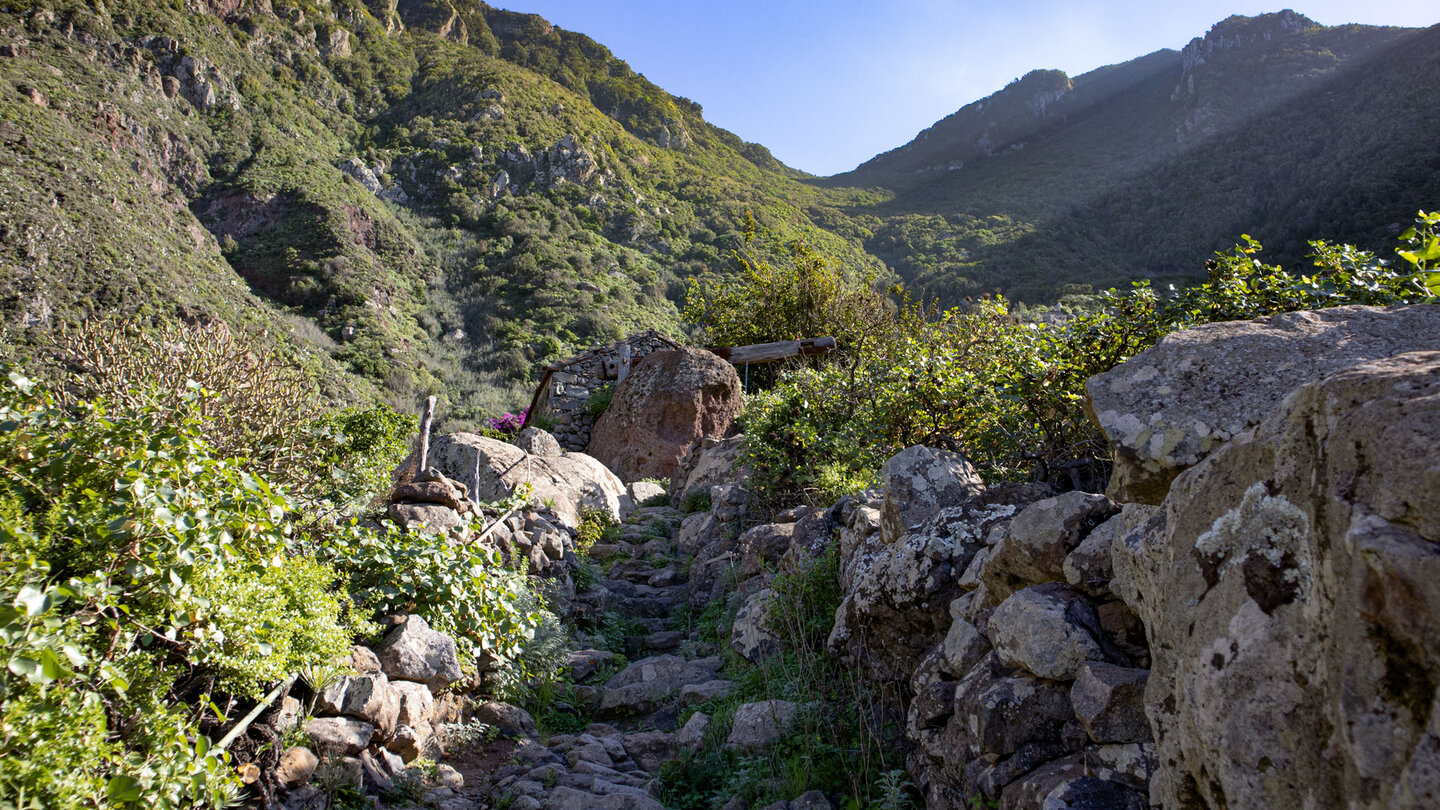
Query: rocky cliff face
[{"left": 811, "top": 304, "right": 1440, "bottom": 808}]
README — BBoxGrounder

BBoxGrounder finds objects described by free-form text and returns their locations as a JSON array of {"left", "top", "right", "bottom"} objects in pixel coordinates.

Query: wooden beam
[{"left": 709, "top": 336, "right": 836, "bottom": 365}]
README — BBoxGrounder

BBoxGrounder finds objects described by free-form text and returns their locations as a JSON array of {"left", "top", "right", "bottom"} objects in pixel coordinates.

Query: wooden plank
[
  {"left": 617, "top": 342, "right": 633, "bottom": 382},
  {"left": 711, "top": 336, "right": 836, "bottom": 365},
  {"left": 417, "top": 395, "right": 437, "bottom": 472}
]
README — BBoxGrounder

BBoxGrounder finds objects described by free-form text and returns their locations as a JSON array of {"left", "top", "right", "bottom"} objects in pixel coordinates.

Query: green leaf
[
  {"left": 17, "top": 584, "right": 51, "bottom": 617},
  {"left": 7, "top": 655, "right": 38, "bottom": 677},
  {"left": 107, "top": 775, "right": 144, "bottom": 802}
]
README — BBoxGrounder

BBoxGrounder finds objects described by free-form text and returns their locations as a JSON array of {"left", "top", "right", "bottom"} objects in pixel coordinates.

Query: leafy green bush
[
  {"left": 0, "top": 373, "right": 354, "bottom": 806},
  {"left": 732, "top": 222, "right": 1439, "bottom": 510},
  {"left": 583, "top": 385, "right": 615, "bottom": 419},
  {"left": 575, "top": 507, "right": 621, "bottom": 552},
  {"left": 681, "top": 490, "right": 712, "bottom": 514},
  {"left": 322, "top": 515, "right": 541, "bottom": 671}
]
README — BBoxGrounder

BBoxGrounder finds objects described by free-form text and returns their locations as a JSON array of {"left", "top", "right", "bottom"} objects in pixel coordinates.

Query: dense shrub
[
  {"left": 321, "top": 501, "right": 544, "bottom": 675},
  {"left": 0, "top": 373, "right": 352, "bottom": 806},
  {"left": 733, "top": 219, "right": 1439, "bottom": 510}
]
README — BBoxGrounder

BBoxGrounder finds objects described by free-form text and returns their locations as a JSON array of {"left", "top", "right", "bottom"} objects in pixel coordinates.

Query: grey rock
[
  {"left": 726, "top": 700, "right": 799, "bottom": 752},
  {"left": 623, "top": 730, "right": 676, "bottom": 773},
  {"left": 601, "top": 655, "right": 718, "bottom": 714},
  {"left": 391, "top": 680, "right": 435, "bottom": 728},
  {"left": 316, "top": 672, "right": 399, "bottom": 734},
  {"left": 670, "top": 434, "right": 747, "bottom": 510},
  {"left": 567, "top": 742, "right": 613, "bottom": 769},
  {"left": 386, "top": 502, "right": 464, "bottom": 533},
  {"left": 628, "top": 480, "right": 667, "bottom": 504},
  {"left": 954, "top": 658, "right": 1073, "bottom": 756},
  {"left": 878, "top": 445, "right": 985, "bottom": 545},
  {"left": 568, "top": 649, "right": 618, "bottom": 683},
  {"left": 1123, "top": 350, "right": 1440, "bottom": 809},
  {"left": 1084, "top": 304, "right": 1440, "bottom": 503},
  {"left": 981, "top": 492, "right": 1118, "bottom": 601},
  {"left": 676, "top": 711, "right": 711, "bottom": 749},
  {"left": 1001, "top": 754, "right": 1086, "bottom": 809},
  {"left": 987, "top": 583, "right": 1106, "bottom": 680},
  {"left": 731, "top": 589, "right": 782, "bottom": 663},
  {"left": 546, "top": 785, "right": 666, "bottom": 810},
  {"left": 515, "top": 426, "right": 562, "bottom": 456},
  {"left": 831, "top": 484, "right": 1045, "bottom": 681},
  {"left": 475, "top": 701, "right": 539, "bottom": 739},
  {"left": 680, "top": 679, "right": 736, "bottom": 705},
  {"left": 1070, "top": 663, "right": 1150, "bottom": 744},
  {"left": 304, "top": 717, "right": 373, "bottom": 758},
  {"left": 1040, "top": 776, "right": 1148, "bottom": 810},
  {"left": 428, "top": 432, "right": 632, "bottom": 531},
  {"left": 940, "top": 616, "right": 992, "bottom": 679},
  {"left": 376, "top": 614, "right": 463, "bottom": 691},
  {"left": 790, "top": 790, "right": 831, "bottom": 810}
]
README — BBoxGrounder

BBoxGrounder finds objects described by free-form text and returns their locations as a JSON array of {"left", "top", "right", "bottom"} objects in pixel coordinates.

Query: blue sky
[{"left": 494, "top": 1, "right": 1440, "bottom": 176}]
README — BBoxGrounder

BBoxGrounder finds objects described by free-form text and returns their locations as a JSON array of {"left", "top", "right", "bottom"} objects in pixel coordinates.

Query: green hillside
[
  {"left": 833, "top": 11, "right": 1440, "bottom": 302},
  {"left": 0, "top": 0, "right": 884, "bottom": 423},
  {"left": 0, "top": 3, "right": 1436, "bottom": 417}
]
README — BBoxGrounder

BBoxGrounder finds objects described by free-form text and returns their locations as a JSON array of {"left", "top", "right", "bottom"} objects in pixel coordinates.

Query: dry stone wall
[{"left": 545, "top": 332, "right": 681, "bottom": 451}]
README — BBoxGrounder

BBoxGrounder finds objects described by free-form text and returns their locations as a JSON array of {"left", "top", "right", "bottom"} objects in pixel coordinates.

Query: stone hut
[{"left": 523, "top": 330, "right": 683, "bottom": 451}]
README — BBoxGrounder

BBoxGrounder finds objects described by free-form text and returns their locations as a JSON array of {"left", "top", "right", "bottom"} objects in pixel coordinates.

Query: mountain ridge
[{"left": 0, "top": 2, "right": 1435, "bottom": 416}]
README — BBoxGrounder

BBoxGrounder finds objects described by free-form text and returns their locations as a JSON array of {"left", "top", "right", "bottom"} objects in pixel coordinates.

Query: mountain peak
[{"left": 1181, "top": 10, "right": 1320, "bottom": 70}]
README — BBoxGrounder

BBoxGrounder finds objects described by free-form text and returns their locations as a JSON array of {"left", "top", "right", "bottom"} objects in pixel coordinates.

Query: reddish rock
[{"left": 586, "top": 348, "right": 741, "bottom": 483}]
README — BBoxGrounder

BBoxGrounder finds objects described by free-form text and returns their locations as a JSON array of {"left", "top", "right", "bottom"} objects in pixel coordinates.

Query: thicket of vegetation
[
  {"left": 708, "top": 213, "right": 1440, "bottom": 511},
  {"left": 0, "top": 322, "right": 550, "bottom": 806}
]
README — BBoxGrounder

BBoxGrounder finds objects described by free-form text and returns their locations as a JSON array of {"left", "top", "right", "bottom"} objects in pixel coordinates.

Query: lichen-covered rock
[
  {"left": 731, "top": 588, "right": 781, "bottom": 663},
  {"left": 878, "top": 446, "right": 985, "bottom": 545},
  {"left": 987, "top": 583, "right": 1109, "bottom": 681},
  {"left": 587, "top": 348, "right": 742, "bottom": 483},
  {"left": 830, "top": 483, "right": 1048, "bottom": 682},
  {"left": 428, "top": 432, "right": 631, "bottom": 531},
  {"left": 305, "top": 717, "right": 374, "bottom": 757},
  {"left": 726, "top": 700, "right": 799, "bottom": 752},
  {"left": 375, "top": 615, "right": 463, "bottom": 692},
  {"left": 980, "top": 492, "right": 1118, "bottom": 601},
  {"left": 1084, "top": 304, "right": 1440, "bottom": 504},
  {"left": 954, "top": 654, "right": 1075, "bottom": 757},
  {"left": 669, "top": 435, "right": 747, "bottom": 508},
  {"left": 1070, "top": 662, "right": 1150, "bottom": 744},
  {"left": 515, "top": 426, "right": 562, "bottom": 456},
  {"left": 1125, "top": 351, "right": 1440, "bottom": 809},
  {"left": 735, "top": 523, "right": 795, "bottom": 582},
  {"left": 316, "top": 672, "right": 400, "bottom": 735}
]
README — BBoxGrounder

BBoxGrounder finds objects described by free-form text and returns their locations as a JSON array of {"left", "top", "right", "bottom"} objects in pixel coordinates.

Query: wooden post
[
  {"left": 617, "top": 342, "right": 632, "bottom": 383},
  {"left": 472, "top": 447, "right": 482, "bottom": 506},
  {"left": 417, "top": 395, "right": 436, "bottom": 473}
]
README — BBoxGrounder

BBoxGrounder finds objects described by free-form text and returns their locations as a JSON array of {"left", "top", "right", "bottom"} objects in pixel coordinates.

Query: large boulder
[
  {"left": 428, "top": 432, "right": 630, "bottom": 530},
  {"left": 1084, "top": 304, "right": 1440, "bottom": 504},
  {"left": 587, "top": 348, "right": 743, "bottom": 483},
  {"left": 1122, "top": 351, "right": 1440, "bottom": 809}
]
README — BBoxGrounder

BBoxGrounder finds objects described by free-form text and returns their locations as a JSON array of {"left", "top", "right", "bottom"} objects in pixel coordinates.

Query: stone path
[{"left": 477, "top": 504, "right": 733, "bottom": 810}]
